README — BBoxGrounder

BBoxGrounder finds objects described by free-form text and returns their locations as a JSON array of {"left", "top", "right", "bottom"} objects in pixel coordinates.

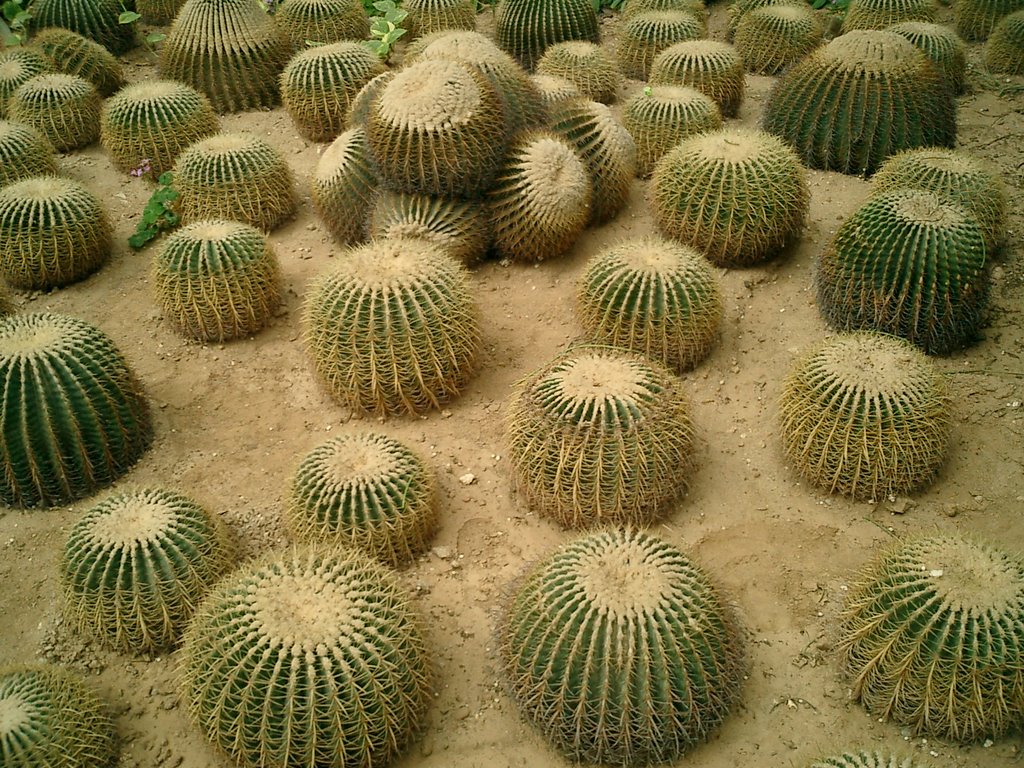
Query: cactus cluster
[
  {"left": 30, "top": 0, "right": 134, "bottom": 54},
  {"left": 287, "top": 431, "right": 439, "bottom": 566},
  {"left": 0, "top": 48, "right": 52, "bottom": 119},
  {"left": 617, "top": 10, "right": 705, "bottom": 80},
  {"left": 779, "top": 332, "right": 951, "bottom": 500},
  {"left": 505, "top": 347, "right": 695, "bottom": 528},
  {"left": 311, "top": 126, "right": 377, "bottom": 244},
  {"left": 986, "top": 10, "right": 1024, "bottom": 73},
  {"left": 955, "top": 0, "right": 1024, "bottom": 40},
  {"left": 274, "top": 0, "right": 369, "bottom": 52},
  {"left": 495, "top": 0, "right": 600, "bottom": 70},
  {"left": 650, "top": 40, "right": 745, "bottom": 118},
  {"left": 0, "top": 120, "right": 57, "bottom": 186},
  {"left": 887, "top": 21, "right": 967, "bottom": 94},
  {"left": 369, "top": 190, "right": 491, "bottom": 267},
  {"left": 735, "top": 4, "right": 824, "bottom": 75},
  {"left": 0, "top": 313, "right": 151, "bottom": 508},
  {"left": 32, "top": 28, "right": 124, "bottom": 97},
  {"left": 404, "top": 0, "right": 475, "bottom": 39},
  {"left": 8, "top": 73, "right": 100, "bottom": 151},
  {"left": 60, "top": 488, "right": 233, "bottom": 653},
  {"left": 500, "top": 528, "right": 744, "bottom": 764},
  {"left": 841, "top": 534, "right": 1024, "bottom": 741},
  {"left": 536, "top": 41, "right": 619, "bottom": 104},
  {"left": 843, "top": 0, "right": 936, "bottom": 31},
  {"left": 623, "top": 84, "right": 722, "bottom": 176},
  {"left": 182, "top": 545, "right": 431, "bottom": 768}
]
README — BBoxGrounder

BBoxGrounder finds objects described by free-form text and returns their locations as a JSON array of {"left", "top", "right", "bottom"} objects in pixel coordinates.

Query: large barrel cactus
[
  {"left": 625, "top": 0, "right": 707, "bottom": 17},
  {"left": 274, "top": 0, "right": 369, "bottom": 52},
  {"left": 30, "top": 0, "right": 134, "bottom": 54},
  {"left": 0, "top": 47, "right": 53, "bottom": 118},
  {"left": 368, "top": 190, "right": 491, "bottom": 267},
  {"left": 500, "top": 528, "right": 745, "bottom": 764},
  {"left": 887, "top": 21, "right": 967, "bottom": 94},
  {"left": 182, "top": 545, "right": 431, "bottom": 768},
  {"left": 735, "top": 4, "right": 824, "bottom": 75},
  {"left": 536, "top": 41, "right": 619, "bottom": 104},
  {"left": 0, "top": 313, "right": 152, "bottom": 508},
  {"left": 616, "top": 10, "right": 705, "bottom": 80},
  {"left": 60, "top": 488, "right": 233, "bottom": 653},
  {"left": 0, "top": 120, "right": 57, "bottom": 187},
  {"left": 650, "top": 40, "right": 745, "bottom": 118},
  {"left": 623, "top": 84, "right": 722, "bottom": 176},
  {"left": 138, "top": 0, "right": 186, "bottom": 24},
  {"left": 843, "top": 0, "right": 935, "bottom": 31},
  {"left": 404, "top": 0, "right": 475, "bottom": 39},
  {"left": 986, "top": 10, "right": 1024, "bottom": 74},
  {"left": 31, "top": 28, "right": 124, "bottom": 97},
  {"left": 495, "top": 0, "right": 600, "bottom": 70},
  {"left": 311, "top": 126, "right": 377, "bottom": 244},
  {"left": 726, "top": 0, "right": 803, "bottom": 38},
  {"left": 841, "top": 534, "right": 1024, "bottom": 742},
  {"left": 955, "top": 0, "right": 1024, "bottom": 40},
  {"left": 8, "top": 73, "right": 100, "bottom": 152}
]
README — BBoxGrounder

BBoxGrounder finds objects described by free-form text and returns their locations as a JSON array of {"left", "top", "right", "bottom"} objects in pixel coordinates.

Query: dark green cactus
[
  {"left": 182, "top": 545, "right": 431, "bottom": 768},
  {"left": 500, "top": 528, "right": 744, "bottom": 764},
  {"left": 778, "top": 332, "right": 951, "bottom": 499},
  {"left": 311, "top": 126, "right": 377, "bottom": 244},
  {"left": 536, "top": 42, "right": 620, "bottom": 104},
  {"left": 816, "top": 189, "right": 989, "bottom": 354},
  {"left": 32, "top": 28, "right": 125, "bottom": 96},
  {"left": 174, "top": 132, "right": 296, "bottom": 231},
  {"left": 887, "top": 21, "right": 967, "bottom": 93},
  {"left": 274, "top": 0, "right": 370, "bottom": 52},
  {"left": 505, "top": 347, "right": 695, "bottom": 528},
  {"left": 0, "top": 666, "right": 116, "bottom": 768},
  {"left": 0, "top": 120, "right": 57, "bottom": 186},
  {"left": 986, "top": 10, "right": 1024, "bottom": 73},
  {"left": 0, "top": 48, "right": 53, "bottom": 120},
  {"left": 761, "top": 30, "right": 956, "bottom": 175},
  {"left": 287, "top": 431, "right": 439, "bottom": 566},
  {"left": 369, "top": 190, "right": 491, "bottom": 267},
  {"left": 622, "top": 84, "right": 722, "bottom": 176},
  {"left": 60, "top": 488, "right": 233, "bottom": 653},
  {"left": 404, "top": 0, "right": 475, "bottom": 39},
  {"left": 303, "top": 237, "right": 480, "bottom": 415},
  {"left": 495, "top": 0, "right": 600, "bottom": 70},
  {"left": 101, "top": 79, "right": 219, "bottom": 176},
  {"left": 153, "top": 219, "right": 282, "bottom": 342},
  {"left": 616, "top": 10, "right": 705, "bottom": 80},
  {"left": 137, "top": 0, "right": 186, "bottom": 24},
  {"left": 735, "top": 4, "right": 824, "bottom": 75},
  {"left": 840, "top": 534, "right": 1024, "bottom": 741},
  {"left": 0, "top": 176, "right": 110, "bottom": 290},
  {"left": 8, "top": 73, "right": 100, "bottom": 151},
  {"left": 650, "top": 40, "right": 745, "bottom": 118},
  {"left": 955, "top": 0, "right": 1023, "bottom": 40},
  {"left": 30, "top": 0, "right": 135, "bottom": 54},
  {"left": 0, "top": 312, "right": 152, "bottom": 508},
  {"left": 810, "top": 751, "right": 927, "bottom": 768},
  {"left": 843, "top": 0, "right": 935, "bottom": 31},
  {"left": 488, "top": 131, "right": 592, "bottom": 264}
]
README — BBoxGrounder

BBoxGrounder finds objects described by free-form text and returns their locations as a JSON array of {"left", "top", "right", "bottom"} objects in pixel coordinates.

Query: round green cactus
[
  {"left": 60, "top": 487, "right": 233, "bottom": 653},
  {"left": 548, "top": 99, "right": 637, "bottom": 225},
  {"left": 0, "top": 120, "right": 57, "bottom": 186},
  {"left": 843, "top": 0, "right": 935, "bottom": 31},
  {"left": 841, "top": 534, "right": 1024, "bottom": 742},
  {"left": 160, "top": 0, "right": 290, "bottom": 113},
  {"left": 280, "top": 41, "right": 384, "bottom": 143},
  {"left": 0, "top": 312, "right": 152, "bottom": 508},
  {"left": 810, "top": 751, "right": 924, "bottom": 768},
  {"left": 0, "top": 666, "right": 116, "bottom": 768},
  {"left": 735, "top": 4, "right": 824, "bottom": 75},
  {"left": 761, "top": 30, "right": 956, "bottom": 175},
  {"left": 616, "top": 10, "right": 705, "bottom": 80},
  {"left": 0, "top": 176, "right": 110, "bottom": 290},
  {"left": 887, "top": 21, "right": 967, "bottom": 93},
  {"left": 652, "top": 127, "right": 808, "bottom": 267},
  {"left": 182, "top": 545, "right": 431, "bottom": 768},
  {"left": 500, "top": 528, "right": 744, "bottom": 763},
  {"left": 986, "top": 10, "right": 1024, "bottom": 73},
  {"left": 650, "top": 40, "right": 745, "bottom": 118},
  {"left": 274, "top": 0, "right": 369, "bottom": 52},
  {"left": 101, "top": 79, "right": 219, "bottom": 176},
  {"left": 0, "top": 48, "right": 52, "bottom": 119},
  {"left": 530, "top": 73, "right": 582, "bottom": 113},
  {"left": 304, "top": 237, "right": 480, "bottom": 415},
  {"left": 154, "top": 219, "right": 283, "bottom": 342},
  {"left": 495, "top": 0, "right": 600, "bottom": 70},
  {"left": 624, "top": 0, "right": 707, "bottom": 18},
  {"left": 367, "top": 58, "right": 508, "bottom": 198},
  {"left": 404, "top": 0, "right": 475, "bottom": 39},
  {"left": 30, "top": 0, "right": 134, "bottom": 54},
  {"left": 174, "top": 132, "right": 296, "bottom": 231},
  {"left": 31, "top": 28, "right": 124, "bottom": 96},
  {"left": 311, "top": 126, "right": 377, "bottom": 244},
  {"left": 8, "top": 73, "right": 100, "bottom": 151},
  {"left": 577, "top": 236, "right": 722, "bottom": 373},
  {"left": 505, "top": 347, "right": 695, "bottom": 528},
  {"left": 726, "top": 0, "right": 804, "bottom": 39},
  {"left": 536, "top": 41, "right": 619, "bottom": 104},
  {"left": 816, "top": 189, "right": 989, "bottom": 354},
  {"left": 623, "top": 84, "right": 722, "bottom": 176},
  {"left": 137, "top": 0, "right": 186, "bottom": 24},
  {"left": 287, "top": 431, "right": 439, "bottom": 566},
  {"left": 369, "top": 190, "right": 491, "bottom": 267},
  {"left": 488, "top": 131, "right": 592, "bottom": 264},
  {"left": 955, "top": 0, "right": 1023, "bottom": 40},
  {"left": 779, "top": 332, "right": 951, "bottom": 500}
]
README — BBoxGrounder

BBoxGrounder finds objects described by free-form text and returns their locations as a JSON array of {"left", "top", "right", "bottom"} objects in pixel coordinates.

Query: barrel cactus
[
  {"left": 779, "top": 332, "right": 951, "bottom": 500},
  {"left": 616, "top": 10, "right": 705, "bottom": 80},
  {"left": 311, "top": 126, "right": 377, "bottom": 244},
  {"left": 986, "top": 10, "right": 1024, "bottom": 73},
  {"left": 60, "top": 488, "right": 232, "bottom": 653},
  {"left": 495, "top": 0, "right": 600, "bottom": 70},
  {"left": 274, "top": 0, "right": 369, "bottom": 52},
  {"left": 160, "top": 0, "right": 290, "bottom": 113},
  {"left": 138, "top": 0, "right": 185, "bottom": 24},
  {"left": 505, "top": 347, "right": 695, "bottom": 528},
  {"left": 887, "top": 21, "right": 967, "bottom": 94},
  {"left": 8, "top": 73, "right": 100, "bottom": 151},
  {"left": 624, "top": 0, "right": 707, "bottom": 17},
  {"left": 0, "top": 47, "right": 52, "bottom": 118},
  {"left": 280, "top": 41, "right": 384, "bottom": 143},
  {"left": 500, "top": 528, "right": 744, "bottom": 764},
  {"left": 536, "top": 41, "right": 620, "bottom": 104},
  {"left": 404, "top": 0, "right": 475, "bottom": 39},
  {"left": 0, "top": 666, "right": 116, "bottom": 768},
  {"left": 174, "top": 132, "right": 296, "bottom": 231},
  {"left": 735, "top": 4, "right": 824, "bottom": 75},
  {"left": 652, "top": 127, "right": 809, "bottom": 267},
  {"left": 30, "top": 0, "right": 134, "bottom": 54},
  {"left": 623, "top": 84, "right": 722, "bottom": 176},
  {"left": 726, "top": 0, "right": 803, "bottom": 38},
  {"left": 101, "top": 80, "right": 219, "bottom": 176},
  {"left": 154, "top": 220, "right": 283, "bottom": 342},
  {"left": 182, "top": 545, "right": 431, "bottom": 768},
  {"left": 0, "top": 313, "right": 151, "bottom": 508},
  {"left": 287, "top": 431, "right": 439, "bottom": 566},
  {"left": 955, "top": 0, "right": 1024, "bottom": 40},
  {"left": 810, "top": 751, "right": 926, "bottom": 767},
  {"left": 346, "top": 70, "right": 393, "bottom": 128},
  {"left": 0, "top": 176, "right": 110, "bottom": 290},
  {"left": 650, "top": 40, "right": 745, "bottom": 118},
  {"left": 488, "top": 131, "right": 592, "bottom": 264},
  {"left": 843, "top": 0, "right": 935, "bottom": 31},
  {"left": 0, "top": 120, "right": 57, "bottom": 186},
  {"left": 762, "top": 30, "right": 956, "bottom": 175},
  {"left": 816, "top": 189, "right": 989, "bottom": 354},
  {"left": 841, "top": 534, "right": 1024, "bottom": 741},
  {"left": 530, "top": 73, "right": 582, "bottom": 113},
  {"left": 369, "top": 190, "right": 491, "bottom": 267},
  {"left": 32, "top": 28, "right": 124, "bottom": 96},
  {"left": 304, "top": 237, "right": 480, "bottom": 415}
]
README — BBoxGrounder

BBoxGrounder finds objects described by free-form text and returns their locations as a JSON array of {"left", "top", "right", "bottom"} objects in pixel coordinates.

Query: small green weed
[
  {"left": 128, "top": 171, "right": 180, "bottom": 250},
  {"left": 118, "top": 0, "right": 167, "bottom": 47},
  {"left": 363, "top": 0, "right": 407, "bottom": 61},
  {"left": 1, "top": 0, "right": 32, "bottom": 45}
]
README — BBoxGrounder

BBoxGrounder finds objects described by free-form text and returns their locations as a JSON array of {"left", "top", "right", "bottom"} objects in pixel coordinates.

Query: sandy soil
[{"left": 1, "top": 4, "right": 1023, "bottom": 768}]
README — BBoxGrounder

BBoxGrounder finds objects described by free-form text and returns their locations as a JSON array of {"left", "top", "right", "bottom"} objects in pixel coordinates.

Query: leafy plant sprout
[
  {"left": 1, "top": 0, "right": 33, "bottom": 45},
  {"left": 117, "top": 0, "right": 167, "bottom": 47},
  {"left": 364, "top": 0, "right": 407, "bottom": 61},
  {"left": 128, "top": 171, "right": 180, "bottom": 249}
]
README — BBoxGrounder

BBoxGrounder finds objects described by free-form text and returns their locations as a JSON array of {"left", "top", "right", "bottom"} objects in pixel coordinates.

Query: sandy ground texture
[{"left": 1, "top": 4, "right": 1023, "bottom": 768}]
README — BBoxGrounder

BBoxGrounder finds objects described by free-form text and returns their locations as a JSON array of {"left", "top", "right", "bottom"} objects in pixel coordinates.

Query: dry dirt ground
[{"left": 1, "top": 4, "right": 1023, "bottom": 768}]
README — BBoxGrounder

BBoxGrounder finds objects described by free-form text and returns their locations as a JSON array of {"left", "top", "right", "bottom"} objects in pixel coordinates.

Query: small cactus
[
  {"left": 809, "top": 751, "right": 924, "bottom": 768},
  {"left": 32, "top": 28, "right": 125, "bottom": 96},
  {"left": 287, "top": 431, "right": 439, "bottom": 566},
  {"left": 616, "top": 10, "right": 705, "bottom": 80},
  {"left": 311, "top": 126, "right": 377, "bottom": 244},
  {"left": 495, "top": 0, "right": 600, "bottom": 70},
  {"left": 404, "top": 0, "right": 475, "bottom": 39},
  {"left": 500, "top": 528, "right": 744, "bottom": 764},
  {"left": 624, "top": 0, "right": 707, "bottom": 17},
  {"left": 622, "top": 84, "right": 722, "bottom": 176},
  {"left": 30, "top": 0, "right": 135, "bottom": 54},
  {"left": 0, "top": 120, "right": 58, "bottom": 186},
  {"left": 536, "top": 41, "right": 620, "bottom": 104},
  {"left": 735, "top": 4, "right": 824, "bottom": 75},
  {"left": 650, "top": 40, "right": 745, "bottom": 118},
  {"left": 274, "top": 0, "right": 370, "bottom": 52},
  {"left": 1, "top": 48, "right": 53, "bottom": 119},
  {"left": 60, "top": 488, "right": 233, "bottom": 653},
  {"left": 369, "top": 190, "right": 491, "bottom": 267},
  {"left": 955, "top": 0, "right": 1024, "bottom": 40},
  {"left": 8, "top": 73, "right": 100, "bottom": 151},
  {"left": 778, "top": 332, "right": 951, "bottom": 500},
  {"left": 726, "top": 0, "right": 803, "bottom": 38},
  {"left": 887, "top": 21, "right": 967, "bottom": 94},
  {"left": 0, "top": 313, "right": 152, "bottom": 508},
  {"left": 843, "top": 0, "right": 936, "bottom": 31},
  {"left": 986, "top": 10, "right": 1024, "bottom": 73}
]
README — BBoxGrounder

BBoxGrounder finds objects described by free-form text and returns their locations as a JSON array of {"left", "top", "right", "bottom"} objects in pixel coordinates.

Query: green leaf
[
  {"left": 118, "top": 9, "right": 141, "bottom": 23},
  {"left": 384, "top": 8, "right": 406, "bottom": 22},
  {"left": 370, "top": 17, "right": 391, "bottom": 34},
  {"left": 146, "top": 31, "right": 166, "bottom": 43},
  {"left": 372, "top": 0, "right": 395, "bottom": 10},
  {"left": 2, "top": 1, "right": 21, "bottom": 21}
]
